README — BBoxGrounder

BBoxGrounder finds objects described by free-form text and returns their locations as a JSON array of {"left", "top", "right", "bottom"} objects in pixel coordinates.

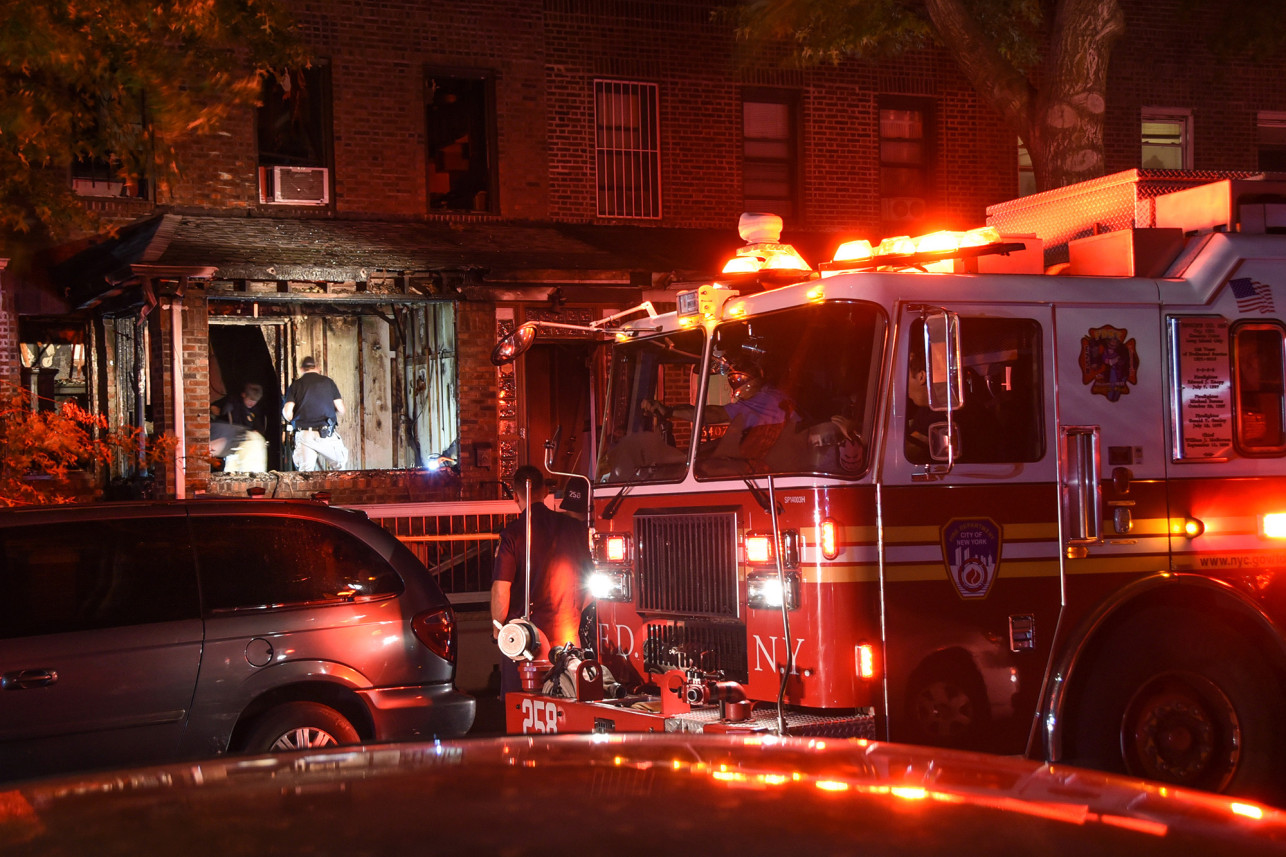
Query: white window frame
[
  {"left": 1017, "top": 139, "right": 1035, "bottom": 197},
  {"left": 1141, "top": 108, "right": 1193, "bottom": 170},
  {"left": 1257, "top": 111, "right": 1286, "bottom": 171},
  {"left": 594, "top": 80, "right": 661, "bottom": 219}
]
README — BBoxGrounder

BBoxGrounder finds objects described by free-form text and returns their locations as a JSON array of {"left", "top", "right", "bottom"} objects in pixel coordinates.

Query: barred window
[{"left": 595, "top": 80, "right": 661, "bottom": 219}]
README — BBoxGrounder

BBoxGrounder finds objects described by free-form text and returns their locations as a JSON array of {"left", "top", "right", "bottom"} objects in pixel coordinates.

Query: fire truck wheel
[
  {"left": 1070, "top": 607, "right": 1284, "bottom": 801},
  {"left": 904, "top": 657, "right": 989, "bottom": 749}
]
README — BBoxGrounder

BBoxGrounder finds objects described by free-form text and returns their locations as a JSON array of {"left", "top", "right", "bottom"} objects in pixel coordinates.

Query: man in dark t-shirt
[
  {"left": 491, "top": 465, "right": 589, "bottom": 695},
  {"left": 282, "top": 356, "right": 348, "bottom": 471}
]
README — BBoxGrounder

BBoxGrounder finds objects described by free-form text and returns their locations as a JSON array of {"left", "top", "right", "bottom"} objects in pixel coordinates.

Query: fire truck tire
[
  {"left": 1069, "top": 607, "right": 1285, "bottom": 802},
  {"left": 903, "top": 656, "right": 990, "bottom": 750}
]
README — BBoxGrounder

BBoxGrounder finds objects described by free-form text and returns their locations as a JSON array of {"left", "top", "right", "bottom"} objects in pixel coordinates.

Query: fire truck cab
[{"left": 494, "top": 172, "right": 1286, "bottom": 804}]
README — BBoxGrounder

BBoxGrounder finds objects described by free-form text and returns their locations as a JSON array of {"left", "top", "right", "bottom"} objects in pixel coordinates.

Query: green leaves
[{"left": 0, "top": 0, "right": 306, "bottom": 244}]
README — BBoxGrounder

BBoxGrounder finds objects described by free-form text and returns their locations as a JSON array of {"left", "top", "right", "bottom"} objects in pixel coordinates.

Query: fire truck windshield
[
  {"left": 595, "top": 301, "right": 886, "bottom": 483},
  {"left": 596, "top": 328, "right": 705, "bottom": 484}
]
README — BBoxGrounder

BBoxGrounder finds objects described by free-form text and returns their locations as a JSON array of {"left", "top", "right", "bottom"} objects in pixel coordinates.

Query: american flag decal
[{"left": 1230, "top": 277, "right": 1276, "bottom": 315}]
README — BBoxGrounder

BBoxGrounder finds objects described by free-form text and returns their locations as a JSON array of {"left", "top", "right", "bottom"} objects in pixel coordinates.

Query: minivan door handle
[{"left": 1, "top": 669, "right": 58, "bottom": 690}]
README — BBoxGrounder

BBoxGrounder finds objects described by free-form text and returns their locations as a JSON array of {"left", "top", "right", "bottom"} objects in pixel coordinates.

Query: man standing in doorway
[
  {"left": 490, "top": 465, "right": 589, "bottom": 696},
  {"left": 282, "top": 356, "right": 348, "bottom": 471}
]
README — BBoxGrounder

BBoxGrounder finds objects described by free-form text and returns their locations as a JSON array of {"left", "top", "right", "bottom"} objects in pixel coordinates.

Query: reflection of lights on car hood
[{"left": 11, "top": 734, "right": 1286, "bottom": 853}]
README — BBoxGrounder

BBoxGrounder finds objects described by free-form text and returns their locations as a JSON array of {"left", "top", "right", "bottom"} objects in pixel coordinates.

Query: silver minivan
[{"left": 0, "top": 499, "right": 475, "bottom": 782}]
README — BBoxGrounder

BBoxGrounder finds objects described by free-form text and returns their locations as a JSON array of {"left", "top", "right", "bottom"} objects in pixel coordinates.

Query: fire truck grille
[
  {"left": 635, "top": 511, "right": 739, "bottom": 618},
  {"left": 643, "top": 621, "right": 748, "bottom": 684}
]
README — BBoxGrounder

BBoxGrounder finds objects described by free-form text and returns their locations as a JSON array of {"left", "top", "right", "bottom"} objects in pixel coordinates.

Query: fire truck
[{"left": 492, "top": 171, "right": 1286, "bottom": 803}]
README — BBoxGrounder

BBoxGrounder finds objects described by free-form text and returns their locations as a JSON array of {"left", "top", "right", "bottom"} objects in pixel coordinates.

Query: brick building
[{"left": 9, "top": 0, "right": 1286, "bottom": 504}]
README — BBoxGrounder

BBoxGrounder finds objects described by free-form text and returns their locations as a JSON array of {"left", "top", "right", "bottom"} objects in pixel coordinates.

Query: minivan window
[
  {"left": 0, "top": 519, "right": 199, "bottom": 638},
  {"left": 193, "top": 516, "right": 403, "bottom": 611}
]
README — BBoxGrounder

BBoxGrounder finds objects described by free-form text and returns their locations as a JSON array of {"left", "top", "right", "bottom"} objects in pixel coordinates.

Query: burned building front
[{"left": 46, "top": 213, "right": 728, "bottom": 504}]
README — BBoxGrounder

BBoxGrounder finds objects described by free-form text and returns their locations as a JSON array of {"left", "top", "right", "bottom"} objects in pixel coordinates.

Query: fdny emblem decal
[
  {"left": 941, "top": 518, "right": 1001, "bottom": 600},
  {"left": 1079, "top": 325, "right": 1139, "bottom": 402}
]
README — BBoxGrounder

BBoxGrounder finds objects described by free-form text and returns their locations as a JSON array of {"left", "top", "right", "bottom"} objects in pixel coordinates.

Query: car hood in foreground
[{"left": 1, "top": 735, "right": 1283, "bottom": 856}]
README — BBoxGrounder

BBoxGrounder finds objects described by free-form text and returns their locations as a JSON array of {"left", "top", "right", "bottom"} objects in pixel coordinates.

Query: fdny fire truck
[{"left": 492, "top": 171, "right": 1286, "bottom": 803}]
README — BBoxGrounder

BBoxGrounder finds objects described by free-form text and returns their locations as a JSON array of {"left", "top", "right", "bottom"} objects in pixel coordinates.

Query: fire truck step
[{"left": 666, "top": 707, "right": 876, "bottom": 739}]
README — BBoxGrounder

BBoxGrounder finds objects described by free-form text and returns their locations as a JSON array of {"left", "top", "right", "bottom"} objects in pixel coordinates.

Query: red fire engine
[{"left": 492, "top": 171, "right": 1286, "bottom": 804}]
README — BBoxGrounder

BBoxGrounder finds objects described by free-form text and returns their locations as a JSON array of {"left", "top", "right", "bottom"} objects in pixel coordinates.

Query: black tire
[
  {"left": 243, "top": 702, "right": 360, "bottom": 753},
  {"left": 903, "top": 656, "right": 989, "bottom": 750},
  {"left": 1069, "top": 606, "right": 1285, "bottom": 802}
]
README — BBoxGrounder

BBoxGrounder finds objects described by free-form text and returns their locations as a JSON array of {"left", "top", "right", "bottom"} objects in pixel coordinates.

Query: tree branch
[{"left": 922, "top": 0, "right": 1036, "bottom": 139}]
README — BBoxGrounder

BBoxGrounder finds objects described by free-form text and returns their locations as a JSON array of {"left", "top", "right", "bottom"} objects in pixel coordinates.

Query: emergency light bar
[{"left": 821, "top": 226, "right": 1025, "bottom": 276}]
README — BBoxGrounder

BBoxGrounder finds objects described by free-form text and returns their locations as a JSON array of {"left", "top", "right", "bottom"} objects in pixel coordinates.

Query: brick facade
[{"left": 19, "top": 0, "right": 1286, "bottom": 505}]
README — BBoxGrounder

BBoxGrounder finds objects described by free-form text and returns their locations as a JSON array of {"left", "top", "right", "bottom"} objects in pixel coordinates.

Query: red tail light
[{"left": 412, "top": 607, "right": 457, "bottom": 664}]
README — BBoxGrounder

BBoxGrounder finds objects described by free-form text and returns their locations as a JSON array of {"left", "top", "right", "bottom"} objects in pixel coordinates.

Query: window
[
  {"left": 1233, "top": 323, "right": 1286, "bottom": 455},
  {"left": 1141, "top": 109, "right": 1192, "bottom": 170},
  {"left": 18, "top": 320, "right": 88, "bottom": 412},
  {"left": 72, "top": 155, "right": 147, "bottom": 199},
  {"left": 425, "top": 71, "right": 496, "bottom": 212},
  {"left": 906, "top": 317, "right": 1045, "bottom": 464},
  {"left": 880, "top": 98, "right": 932, "bottom": 227},
  {"left": 0, "top": 519, "right": 199, "bottom": 638},
  {"left": 595, "top": 80, "right": 661, "bottom": 219},
  {"left": 192, "top": 517, "right": 403, "bottom": 613},
  {"left": 1017, "top": 140, "right": 1036, "bottom": 198},
  {"left": 1258, "top": 112, "right": 1286, "bottom": 171},
  {"left": 742, "top": 92, "right": 798, "bottom": 218},
  {"left": 257, "top": 66, "right": 332, "bottom": 205},
  {"left": 207, "top": 301, "right": 457, "bottom": 474},
  {"left": 70, "top": 95, "right": 149, "bottom": 199}
]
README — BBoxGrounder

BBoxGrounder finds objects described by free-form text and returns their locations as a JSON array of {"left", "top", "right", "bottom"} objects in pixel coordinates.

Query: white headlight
[{"left": 589, "top": 568, "right": 631, "bottom": 602}]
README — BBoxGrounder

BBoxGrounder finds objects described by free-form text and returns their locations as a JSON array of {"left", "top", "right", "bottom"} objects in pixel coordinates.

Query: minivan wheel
[{"left": 243, "top": 702, "right": 360, "bottom": 753}]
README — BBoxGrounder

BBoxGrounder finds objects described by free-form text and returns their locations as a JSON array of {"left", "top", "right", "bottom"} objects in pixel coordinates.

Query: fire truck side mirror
[
  {"left": 927, "top": 421, "right": 960, "bottom": 462},
  {"left": 923, "top": 310, "right": 963, "bottom": 412},
  {"left": 491, "top": 322, "right": 538, "bottom": 365}
]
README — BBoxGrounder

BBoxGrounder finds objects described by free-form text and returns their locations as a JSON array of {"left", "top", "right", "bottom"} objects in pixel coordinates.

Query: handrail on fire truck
[{"left": 490, "top": 301, "right": 659, "bottom": 365}]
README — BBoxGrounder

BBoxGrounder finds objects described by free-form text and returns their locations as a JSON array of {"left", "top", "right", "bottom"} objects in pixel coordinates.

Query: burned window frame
[
  {"left": 206, "top": 298, "right": 458, "bottom": 476},
  {"left": 424, "top": 67, "right": 498, "bottom": 214}
]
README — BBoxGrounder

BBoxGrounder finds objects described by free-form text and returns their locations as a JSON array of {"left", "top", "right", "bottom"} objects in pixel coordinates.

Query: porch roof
[{"left": 52, "top": 213, "right": 843, "bottom": 312}]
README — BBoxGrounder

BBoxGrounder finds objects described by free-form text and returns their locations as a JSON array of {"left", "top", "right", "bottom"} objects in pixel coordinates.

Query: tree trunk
[
  {"left": 1031, "top": 0, "right": 1126, "bottom": 189},
  {"left": 925, "top": 0, "right": 1124, "bottom": 192}
]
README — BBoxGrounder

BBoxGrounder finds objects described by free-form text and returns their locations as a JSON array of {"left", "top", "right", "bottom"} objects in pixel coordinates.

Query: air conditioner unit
[
  {"left": 260, "top": 166, "right": 330, "bottom": 205},
  {"left": 881, "top": 196, "right": 926, "bottom": 222},
  {"left": 72, "top": 178, "right": 126, "bottom": 198}
]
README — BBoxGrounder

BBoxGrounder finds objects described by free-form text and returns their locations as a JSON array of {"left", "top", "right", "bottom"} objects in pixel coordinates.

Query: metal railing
[{"left": 349, "top": 500, "right": 517, "bottom": 605}]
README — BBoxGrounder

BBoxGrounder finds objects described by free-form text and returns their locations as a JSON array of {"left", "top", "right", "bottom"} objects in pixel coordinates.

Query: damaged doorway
[{"left": 209, "top": 322, "right": 285, "bottom": 472}]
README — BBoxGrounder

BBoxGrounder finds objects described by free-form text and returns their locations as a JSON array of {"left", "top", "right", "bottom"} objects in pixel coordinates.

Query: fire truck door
[{"left": 879, "top": 305, "right": 1061, "bottom": 754}]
